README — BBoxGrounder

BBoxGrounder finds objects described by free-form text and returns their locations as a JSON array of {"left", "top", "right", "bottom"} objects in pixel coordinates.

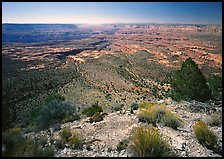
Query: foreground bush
[
  {"left": 112, "top": 104, "right": 124, "bottom": 112},
  {"left": 170, "top": 58, "right": 212, "bottom": 102},
  {"left": 139, "top": 101, "right": 154, "bottom": 109},
  {"left": 117, "top": 139, "right": 129, "bottom": 152},
  {"left": 44, "top": 92, "right": 65, "bottom": 104},
  {"left": 68, "top": 131, "right": 84, "bottom": 149},
  {"left": 208, "top": 75, "right": 222, "bottom": 100},
  {"left": 59, "top": 127, "right": 83, "bottom": 149},
  {"left": 131, "top": 102, "right": 139, "bottom": 110},
  {"left": 163, "top": 111, "right": 183, "bottom": 129},
  {"left": 205, "top": 113, "right": 222, "bottom": 127},
  {"left": 137, "top": 102, "right": 183, "bottom": 129},
  {"left": 60, "top": 127, "right": 72, "bottom": 143},
  {"left": 36, "top": 99, "right": 79, "bottom": 130},
  {"left": 2, "top": 128, "right": 55, "bottom": 157},
  {"left": 193, "top": 121, "right": 217, "bottom": 149},
  {"left": 130, "top": 126, "right": 172, "bottom": 157},
  {"left": 82, "top": 101, "right": 103, "bottom": 117}
]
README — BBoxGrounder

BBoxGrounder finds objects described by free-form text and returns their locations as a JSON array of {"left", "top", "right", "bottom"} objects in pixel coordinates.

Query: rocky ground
[{"left": 23, "top": 99, "right": 222, "bottom": 157}]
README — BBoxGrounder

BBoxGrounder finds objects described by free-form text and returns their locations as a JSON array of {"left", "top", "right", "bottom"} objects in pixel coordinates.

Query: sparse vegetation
[
  {"left": 193, "top": 121, "right": 218, "bottom": 150},
  {"left": 208, "top": 75, "right": 222, "bottom": 100},
  {"left": 60, "top": 127, "right": 72, "bottom": 143},
  {"left": 130, "top": 126, "right": 172, "bottom": 157},
  {"left": 82, "top": 101, "right": 103, "bottom": 117},
  {"left": 2, "top": 23, "right": 222, "bottom": 157},
  {"left": 59, "top": 127, "right": 83, "bottom": 149},
  {"left": 170, "top": 58, "right": 212, "bottom": 102},
  {"left": 39, "top": 136, "right": 48, "bottom": 147},
  {"left": 131, "top": 102, "right": 139, "bottom": 110},
  {"left": 112, "top": 104, "right": 124, "bottom": 112},
  {"left": 2, "top": 54, "right": 80, "bottom": 130},
  {"left": 68, "top": 131, "right": 84, "bottom": 149},
  {"left": 205, "top": 113, "right": 222, "bottom": 127},
  {"left": 35, "top": 99, "right": 79, "bottom": 130},
  {"left": 54, "top": 139, "right": 65, "bottom": 149},
  {"left": 117, "top": 139, "right": 129, "bottom": 152},
  {"left": 137, "top": 102, "right": 183, "bottom": 129},
  {"left": 139, "top": 101, "right": 154, "bottom": 109},
  {"left": 163, "top": 112, "right": 183, "bottom": 129},
  {"left": 44, "top": 92, "right": 65, "bottom": 104},
  {"left": 2, "top": 127, "right": 55, "bottom": 157}
]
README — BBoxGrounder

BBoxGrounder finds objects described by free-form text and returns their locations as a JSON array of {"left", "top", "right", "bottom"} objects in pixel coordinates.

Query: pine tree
[{"left": 170, "top": 58, "right": 212, "bottom": 102}]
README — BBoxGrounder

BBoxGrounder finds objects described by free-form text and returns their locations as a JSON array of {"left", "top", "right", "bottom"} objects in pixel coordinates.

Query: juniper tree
[{"left": 170, "top": 58, "right": 212, "bottom": 102}]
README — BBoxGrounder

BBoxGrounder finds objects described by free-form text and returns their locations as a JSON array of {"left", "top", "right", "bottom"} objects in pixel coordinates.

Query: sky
[{"left": 2, "top": 2, "right": 222, "bottom": 25}]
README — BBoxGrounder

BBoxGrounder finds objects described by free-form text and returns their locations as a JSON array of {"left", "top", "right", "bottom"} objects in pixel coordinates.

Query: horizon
[
  {"left": 2, "top": 22, "right": 222, "bottom": 26},
  {"left": 2, "top": 2, "right": 222, "bottom": 25}
]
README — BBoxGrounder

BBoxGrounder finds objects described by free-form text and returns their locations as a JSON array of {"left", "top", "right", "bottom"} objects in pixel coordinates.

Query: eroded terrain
[{"left": 2, "top": 24, "right": 222, "bottom": 157}]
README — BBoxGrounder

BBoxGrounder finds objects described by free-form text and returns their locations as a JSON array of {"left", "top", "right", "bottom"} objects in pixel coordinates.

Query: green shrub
[
  {"left": 131, "top": 102, "right": 139, "bottom": 110},
  {"left": 139, "top": 101, "right": 154, "bottom": 109},
  {"left": 82, "top": 101, "right": 103, "bottom": 117},
  {"left": 45, "top": 92, "right": 65, "bottom": 104},
  {"left": 39, "top": 136, "right": 48, "bottom": 147},
  {"left": 37, "top": 146, "right": 55, "bottom": 157},
  {"left": 193, "top": 121, "right": 217, "bottom": 149},
  {"left": 208, "top": 75, "right": 222, "bottom": 100},
  {"left": 137, "top": 103, "right": 183, "bottom": 129},
  {"left": 54, "top": 139, "right": 65, "bottom": 149},
  {"left": 205, "top": 113, "right": 222, "bottom": 126},
  {"left": 60, "top": 127, "right": 72, "bottom": 143},
  {"left": 59, "top": 127, "right": 83, "bottom": 149},
  {"left": 36, "top": 99, "right": 79, "bottom": 130},
  {"left": 2, "top": 127, "right": 55, "bottom": 157},
  {"left": 112, "top": 104, "right": 123, "bottom": 112},
  {"left": 163, "top": 113, "right": 183, "bottom": 129},
  {"left": 117, "top": 139, "right": 129, "bottom": 152},
  {"left": 130, "top": 126, "right": 171, "bottom": 157},
  {"left": 2, "top": 128, "right": 24, "bottom": 157},
  {"left": 170, "top": 58, "right": 212, "bottom": 102},
  {"left": 68, "top": 131, "right": 84, "bottom": 149}
]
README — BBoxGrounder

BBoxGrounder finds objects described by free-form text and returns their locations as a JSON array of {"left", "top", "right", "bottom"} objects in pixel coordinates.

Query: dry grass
[
  {"left": 68, "top": 131, "right": 84, "bottom": 149},
  {"left": 205, "top": 113, "right": 222, "bottom": 127},
  {"left": 59, "top": 127, "right": 84, "bottom": 149},
  {"left": 59, "top": 127, "right": 72, "bottom": 143},
  {"left": 2, "top": 127, "right": 55, "bottom": 157},
  {"left": 193, "top": 121, "right": 218, "bottom": 149},
  {"left": 137, "top": 102, "right": 183, "bottom": 129},
  {"left": 129, "top": 126, "right": 172, "bottom": 157}
]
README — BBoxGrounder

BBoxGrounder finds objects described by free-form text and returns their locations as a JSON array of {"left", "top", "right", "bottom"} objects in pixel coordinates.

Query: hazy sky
[{"left": 2, "top": 2, "right": 222, "bottom": 24}]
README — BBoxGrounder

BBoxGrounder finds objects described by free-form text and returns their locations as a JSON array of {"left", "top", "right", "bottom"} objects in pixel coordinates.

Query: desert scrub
[
  {"left": 36, "top": 99, "right": 79, "bottom": 130},
  {"left": 54, "top": 139, "right": 65, "bottom": 149},
  {"left": 130, "top": 126, "right": 172, "bottom": 157},
  {"left": 205, "top": 113, "right": 222, "bottom": 126},
  {"left": 2, "top": 127, "right": 55, "bottom": 157},
  {"left": 117, "top": 139, "right": 129, "bottom": 152},
  {"left": 137, "top": 103, "right": 183, "bottom": 129},
  {"left": 2, "top": 127, "right": 24, "bottom": 157},
  {"left": 82, "top": 101, "right": 103, "bottom": 117},
  {"left": 44, "top": 92, "right": 65, "bottom": 104},
  {"left": 193, "top": 121, "right": 218, "bottom": 149},
  {"left": 68, "top": 131, "right": 84, "bottom": 149},
  {"left": 59, "top": 127, "right": 83, "bottom": 149},
  {"left": 163, "top": 111, "right": 183, "bottom": 129},
  {"left": 131, "top": 102, "right": 139, "bottom": 110},
  {"left": 60, "top": 127, "right": 72, "bottom": 143},
  {"left": 112, "top": 104, "right": 124, "bottom": 112},
  {"left": 139, "top": 101, "right": 154, "bottom": 109}
]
